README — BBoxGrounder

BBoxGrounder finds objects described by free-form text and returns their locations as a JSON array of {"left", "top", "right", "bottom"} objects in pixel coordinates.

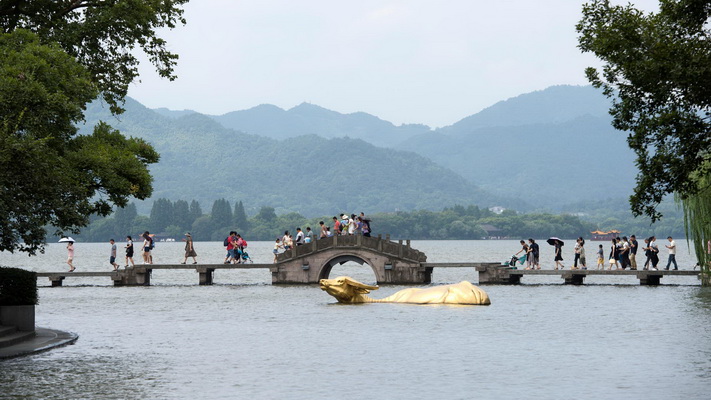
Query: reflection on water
[{"left": 1, "top": 241, "right": 709, "bottom": 399}]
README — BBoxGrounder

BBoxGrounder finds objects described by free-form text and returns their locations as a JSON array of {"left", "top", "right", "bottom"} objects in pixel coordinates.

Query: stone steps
[{"left": 0, "top": 325, "right": 35, "bottom": 349}]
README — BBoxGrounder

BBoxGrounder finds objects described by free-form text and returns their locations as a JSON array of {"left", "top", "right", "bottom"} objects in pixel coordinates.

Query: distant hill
[
  {"left": 158, "top": 85, "right": 637, "bottom": 208},
  {"left": 406, "top": 85, "right": 636, "bottom": 207},
  {"left": 208, "top": 103, "right": 431, "bottom": 147},
  {"left": 81, "top": 98, "right": 519, "bottom": 216}
]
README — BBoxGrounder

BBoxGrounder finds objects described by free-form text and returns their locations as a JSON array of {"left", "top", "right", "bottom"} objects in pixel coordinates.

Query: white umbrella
[{"left": 58, "top": 237, "right": 75, "bottom": 243}]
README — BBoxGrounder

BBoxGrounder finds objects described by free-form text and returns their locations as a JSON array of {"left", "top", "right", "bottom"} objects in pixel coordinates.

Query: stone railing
[{"left": 275, "top": 234, "right": 426, "bottom": 263}]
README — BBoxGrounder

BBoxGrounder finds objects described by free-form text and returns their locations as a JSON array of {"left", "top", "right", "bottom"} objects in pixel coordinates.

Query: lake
[{"left": 1, "top": 240, "right": 709, "bottom": 399}]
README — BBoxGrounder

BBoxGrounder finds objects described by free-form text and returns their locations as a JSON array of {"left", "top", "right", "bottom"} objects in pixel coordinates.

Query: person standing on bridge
[
  {"left": 182, "top": 233, "right": 198, "bottom": 264},
  {"left": 109, "top": 239, "right": 119, "bottom": 271},
  {"left": 273, "top": 238, "right": 284, "bottom": 263},
  {"left": 319, "top": 221, "right": 328, "bottom": 239},
  {"left": 295, "top": 228, "right": 305, "bottom": 246}
]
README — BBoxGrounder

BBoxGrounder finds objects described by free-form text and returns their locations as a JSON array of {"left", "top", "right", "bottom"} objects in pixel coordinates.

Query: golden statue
[{"left": 319, "top": 276, "right": 491, "bottom": 305}]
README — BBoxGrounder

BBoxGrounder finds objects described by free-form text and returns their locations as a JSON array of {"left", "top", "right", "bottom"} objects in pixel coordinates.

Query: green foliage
[
  {"left": 679, "top": 165, "right": 711, "bottom": 283},
  {"left": 0, "top": 267, "right": 37, "bottom": 306},
  {"left": 0, "top": 30, "right": 158, "bottom": 254},
  {"left": 81, "top": 98, "right": 516, "bottom": 216},
  {"left": 577, "top": 0, "right": 711, "bottom": 221},
  {"left": 233, "top": 201, "right": 248, "bottom": 230},
  {"left": 0, "top": 0, "right": 188, "bottom": 114},
  {"left": 150, "top": 198, "right": 174, "bottom": 232}
]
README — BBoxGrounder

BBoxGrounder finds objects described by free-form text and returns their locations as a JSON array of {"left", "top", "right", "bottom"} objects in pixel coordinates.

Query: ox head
[{"left": 319, "top": 276, "right": 379, "bottom": 303}]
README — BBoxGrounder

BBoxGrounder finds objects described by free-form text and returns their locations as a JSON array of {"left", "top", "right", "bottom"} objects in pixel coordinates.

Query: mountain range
[
  {"left": 152, "top": 85, "right": 638, "bottom": 209},
  {"left": 81, "top": 100, "right": 514, "bottom": 216}
]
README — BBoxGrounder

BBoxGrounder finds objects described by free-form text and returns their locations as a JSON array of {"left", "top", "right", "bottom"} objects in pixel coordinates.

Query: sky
[{"left": 129, "top": 0, "right": 659, "bottom": 128}]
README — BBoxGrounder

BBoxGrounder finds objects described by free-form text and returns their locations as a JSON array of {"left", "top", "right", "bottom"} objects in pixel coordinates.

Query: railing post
[
  {"left": 357, "top": 234, "right": 362, "bottom": 247},
  {"left": 398, "top": 240, "right": 403, "bottom": 258},
  {"left": 386, "top": 234, "right": 390, "bottom": 241},
  {"left": 406, "top": 239, "right": 411, "bottom": 248},
  {"left": 333, "top": 234, "right": 338, "bottom": 247}
]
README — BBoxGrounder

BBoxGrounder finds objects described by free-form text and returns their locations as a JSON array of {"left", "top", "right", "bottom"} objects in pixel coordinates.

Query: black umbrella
[{"left": 547, "top": 237, "right": 564, "bottom": 246}]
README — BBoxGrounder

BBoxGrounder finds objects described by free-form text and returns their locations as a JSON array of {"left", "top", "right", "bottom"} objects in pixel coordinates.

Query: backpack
[
  {"left": 149, "top": 237, "right": 155, "bottom": 249},
  {"left": 223, "top": 237, "right": 229, "bottom": 247}
]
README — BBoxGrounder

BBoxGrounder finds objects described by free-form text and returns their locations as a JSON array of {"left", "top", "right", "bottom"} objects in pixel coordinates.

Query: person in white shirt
[{"left": 665, "top": 236, "right": 678, "bottom": 270}]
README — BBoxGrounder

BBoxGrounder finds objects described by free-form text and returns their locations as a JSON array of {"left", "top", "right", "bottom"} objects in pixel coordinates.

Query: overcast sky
[{"left": 129, "top": 0, "right": 659, "bottom": 127}]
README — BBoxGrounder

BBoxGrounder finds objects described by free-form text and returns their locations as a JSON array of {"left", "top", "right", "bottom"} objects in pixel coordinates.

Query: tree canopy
[
  {"left": 577, "top": 0, "right": 711, "bottom": 222},
  {"left": 0, "top": 0, "right": 188, "bottom": 254},
  {"left": 0, "top": 0, "right": 188, "bottom": 114}
]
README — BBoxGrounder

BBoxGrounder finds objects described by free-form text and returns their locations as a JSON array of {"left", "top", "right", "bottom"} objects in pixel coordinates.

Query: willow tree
[
  {"left": 679, "top": 168, "right": 711, "bottom": 284},
  {"left": 577, "top": 0, "right": 711, "bottom": 282}
]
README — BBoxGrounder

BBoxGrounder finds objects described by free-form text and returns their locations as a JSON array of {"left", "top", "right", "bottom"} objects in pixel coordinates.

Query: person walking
[
  {"left": 642, "top": 237, "right": 651, "bottom": 270},
  {"left": 223, "top": 231, "right": 237, "bottom": 264},
  {"left": 649, "top": 236, "right": 660, "bottom": 270},
  {"left": 608, "top": 238, "right": 619, "bottom": 270},
  {"left": 665, "top": 236, "right": 678, "bottom": 270},
  {"left": 554, "top": 240, "right": 565, "bottom": 270},
  {"left": 66, "top": 240, "right": 75, "bottom": 272},
  {"left": 305, "top": 227, "right": 314, "bottom": 243},
  {"left": 619, "top": 237, "right": 631, "bottom": 269},
  {"left": 572, "top": 239, "right": 581, "bottom": 270},
  {"left": 182, "top": 233, "right": 198, "bottom": 264},
  {"left": 578, "top": 237, "right": 587, "bottom": 269},
  {"left": 142, "top": 232, "right": 153, "bottom": 264},
  {"left": 629, "top": 235, "right": 638, "bottom": 270},
  {"left": 597, "top": 244, "right": 605, "bottom": 270},
  {"left": 109, "top": 239, "right": 119, "bottom": 271},
  {"left": 528, "top": 239, "right": 540, "bottom": 270},
  {"left": 125, "top": 235, "right": 136, "bottom": 268}
]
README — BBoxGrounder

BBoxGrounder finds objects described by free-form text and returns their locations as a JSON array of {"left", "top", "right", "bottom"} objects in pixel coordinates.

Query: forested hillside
[
  {"left": 81, "top": 99, "right": 516, "bottom": 216},
  {"left": 169, "top": 85, "right": 638, "bottom": 209}
]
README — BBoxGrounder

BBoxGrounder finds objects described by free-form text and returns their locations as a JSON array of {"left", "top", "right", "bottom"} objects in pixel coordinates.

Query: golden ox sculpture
[{"left": 319, "top": 276, "right": 491, "bottom": 305}]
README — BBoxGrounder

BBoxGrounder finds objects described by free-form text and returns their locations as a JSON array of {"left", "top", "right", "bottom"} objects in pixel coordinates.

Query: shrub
[{"left": 0, "top": 267, "right": 38, "bottom": 306}]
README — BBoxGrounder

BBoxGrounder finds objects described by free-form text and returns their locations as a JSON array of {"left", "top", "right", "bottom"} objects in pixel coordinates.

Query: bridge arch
[{"left": 317, "top": 252, "right": 379, "bottom": 282}]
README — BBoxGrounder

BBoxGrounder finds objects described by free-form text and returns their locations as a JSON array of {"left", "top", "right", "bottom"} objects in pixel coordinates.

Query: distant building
[
  {"left": 590, "top": 230, "right": 621, "bottom": 241},
  {"left": 488, "top": 206, "right": 505, "bottom": 215},
  {"left": 480, "top": 224, "right": 505, "bottom": 239}
]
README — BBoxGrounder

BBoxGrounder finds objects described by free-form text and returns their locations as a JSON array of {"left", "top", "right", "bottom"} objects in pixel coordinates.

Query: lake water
[{"left": 1, "top": 240, "right": 709, "bottom": 399}]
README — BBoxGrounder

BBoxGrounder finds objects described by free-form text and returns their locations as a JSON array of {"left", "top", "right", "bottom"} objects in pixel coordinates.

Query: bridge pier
[
  {"left": 49, "top": 276, "right": 65, "bottom": 287},
  {"left": 637, "top": 271, "right": 662, "bottom": 285},
  {"left": 115, "top": 267, "right": 151, "bottom": 286},
  {"left": 197, "top": 267, "right": 214, "bottom": 285},
  {"left": 476, "top": 264, "right": 520, "bottom": 284},
  {"left": 563, "top": 272, "right": 586, "bottom": 285}
]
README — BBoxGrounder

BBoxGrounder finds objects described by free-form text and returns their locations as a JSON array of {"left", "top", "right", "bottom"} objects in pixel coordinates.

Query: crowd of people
[
  {"left": 271, "top": 213, "right": 372, "bottom": 262},
  {"left": 513, "top": 235, "right": 681, "bottom": 271}
]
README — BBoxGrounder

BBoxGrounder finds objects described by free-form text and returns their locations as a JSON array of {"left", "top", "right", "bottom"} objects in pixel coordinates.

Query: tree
[
  {"left": 0, "top": 0, "right": 188, "bottom": 114},
  {"left": 149, "top": 198, "right": 173, "bottom": 233},
  {"left": 173, "top": 199, "right": 191, "bottom": 231},
  {"left": 113, "top": 203, "right": 139, "bottom": 236},
  {"left": 233, "top": 200, "right": 248, "bottom": 230},
  {"left": 189, "top": 200, "right": 203, "bottom": 222},
  {"left": 577, "top": 0, "right": 711, "bottom": 222},
  {"left": 210, "top": 199, "right": 232, "bottom": 227},
  {"left": 0, "top": 30, "right": 159, "bottom": 254}
]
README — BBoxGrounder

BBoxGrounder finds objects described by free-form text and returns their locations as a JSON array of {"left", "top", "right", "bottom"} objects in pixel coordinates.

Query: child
[
  {"left": 109, "top": 239, "right": 119, "bottom": 271},
  {"left": 597, "top": 244, "right": 604, "bottom": 270},
  {"left": 125, "top": 236, "right": 135, "bottom": 267},
  {"left": 273, "top": 238, "right": 283, "bottom": 263}
]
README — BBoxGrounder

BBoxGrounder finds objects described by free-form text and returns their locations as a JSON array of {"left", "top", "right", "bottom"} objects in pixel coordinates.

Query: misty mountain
[
  {"left": 81, "top": 98, "right": 517, "bottom": 216},
  {"left": 164, "top": 84, "right": 636, "bottom": 208}
]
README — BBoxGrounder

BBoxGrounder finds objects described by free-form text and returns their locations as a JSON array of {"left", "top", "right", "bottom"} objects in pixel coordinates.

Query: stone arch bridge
[{"left": 273, "top": 235, "right": 429, "bottom": 284}]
